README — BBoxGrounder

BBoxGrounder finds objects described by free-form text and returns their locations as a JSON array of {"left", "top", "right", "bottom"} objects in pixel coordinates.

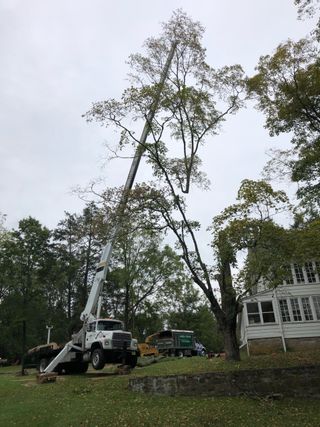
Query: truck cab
[{"left": 84, "top": 318, "right": 138, "bottom": 370}]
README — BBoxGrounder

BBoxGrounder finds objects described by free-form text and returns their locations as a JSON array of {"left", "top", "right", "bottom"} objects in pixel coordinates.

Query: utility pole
[{"left": 46, "top": 325, "right": 53, "bottom": 344}]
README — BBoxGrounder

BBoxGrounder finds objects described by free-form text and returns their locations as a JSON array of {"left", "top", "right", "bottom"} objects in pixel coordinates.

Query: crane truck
[{"left": 25, "top": 43, "right": 177, "bottom": 377}]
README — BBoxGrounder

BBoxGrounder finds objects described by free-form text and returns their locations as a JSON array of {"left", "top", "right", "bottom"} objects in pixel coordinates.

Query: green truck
[{"left": 154, "top": 329, "right": 196, "bottom": 357}]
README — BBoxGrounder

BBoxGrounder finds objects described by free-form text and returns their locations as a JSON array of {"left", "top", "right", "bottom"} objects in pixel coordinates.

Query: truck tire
[
  {"left": 74, "top": 361, "right": 89, "bottom": 374},
  {"left": 125, "top": 354, "right": 138, "bottom": 368},
  {"left": 91, "top": 348, "right": 105, "bottom": 370},
  {"left": 38, "top": 357, "right": 62, "bottom": 374},
  {"left": 39, "top": 358, "right": 48, "bottom": 373},
  {"left": 63, "top": 361, "right": 89, "bottom": 374}
]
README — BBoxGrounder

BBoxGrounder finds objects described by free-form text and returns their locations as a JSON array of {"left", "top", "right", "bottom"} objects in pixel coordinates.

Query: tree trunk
[
  {"left": 21, "top": 320, "right": 26, "bottom": 374},
  {"left": 67, "top": 279, "right": 72, "bottom": 319},
  {"left": 223, "top": 323, "right": 240, "bottom": 361},
  {"left": 219, "top": 255, "right": 240, "bottom": 361}
]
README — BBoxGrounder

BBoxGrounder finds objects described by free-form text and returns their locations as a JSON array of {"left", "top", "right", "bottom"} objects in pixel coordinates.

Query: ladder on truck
[{"left": 44, "top": 42, "right": 177, "bottom": 374}]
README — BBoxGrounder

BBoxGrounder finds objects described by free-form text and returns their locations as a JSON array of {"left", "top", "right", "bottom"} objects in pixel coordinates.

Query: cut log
[{"left": 36, "top": 372, "right": 58, "bottom": 384}]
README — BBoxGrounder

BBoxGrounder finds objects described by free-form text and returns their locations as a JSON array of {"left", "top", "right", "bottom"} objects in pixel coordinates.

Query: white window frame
[
  {"left": 246, "top": 300, "right": 276, "bottom": 325},
  {"left": 283, "top": 264, "right": 294, "bottom": 285},
  {"left": 305, "top": 262, "right": 317, "bottom": 283},
  {"left": 279, "top": 299, "right": 291, "bottom": 322},
  {"left": 285, "top": 262, "right": 320, "bottom": 285},
  {"left": 301, "top": 296, "right": 314, "bottom": 320},
  {"left": 290, "top": 297, "right": 303, "bottom": 321},
  {"left": 312, "top": 295, "right": 320, "bottom": 320},
  {"left": 278, "top": 296, "right": 320, "bottom": 322},
  {"left": 293, "top": 264, "right": 305, "bottom": 284}
]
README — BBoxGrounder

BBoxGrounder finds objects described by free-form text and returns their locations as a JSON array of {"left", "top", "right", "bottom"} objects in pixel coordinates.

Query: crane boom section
[{"left": 80, "top": 42, "right": 177, "bottom": 321}]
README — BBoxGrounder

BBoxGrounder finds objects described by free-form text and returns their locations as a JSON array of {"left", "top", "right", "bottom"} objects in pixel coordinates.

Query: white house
[{"left": 239, "top": 261, "right": 320, "bottom": 355}]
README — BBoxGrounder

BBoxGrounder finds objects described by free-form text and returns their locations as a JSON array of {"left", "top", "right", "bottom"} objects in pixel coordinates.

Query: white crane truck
[
  {"left": 25, "top": 43, "right": 176, "bottom": 376},
  {"left": 26, "top": 317, "right": 138, "bottom": 374}
]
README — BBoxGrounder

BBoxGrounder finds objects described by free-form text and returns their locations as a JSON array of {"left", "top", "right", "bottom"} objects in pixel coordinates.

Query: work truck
[
  {"left": 153, "top": 329, "right": 196, "bottom": 357},
  {"left": 25, "top": 318, "right": 138, "bottom": 373}
]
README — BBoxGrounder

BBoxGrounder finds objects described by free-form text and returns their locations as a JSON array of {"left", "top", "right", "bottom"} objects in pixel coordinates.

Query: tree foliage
[
  {"left": 295, "top": 0, "right": 320, "bottom": 39},
  {"left": 0, "top": 218, "right": 54, "bottom": 358},
  {"left": 85, "top": 10, "right": 245, "bottom": 197},
  {"left": 212, "top": 180, "right": 294, "bottom": 290},
  {"left": 248, "top": 36, "right": 320, "bottom": 215}
]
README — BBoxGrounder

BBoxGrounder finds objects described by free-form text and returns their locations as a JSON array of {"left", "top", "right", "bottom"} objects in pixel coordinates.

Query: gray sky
[{"left": 0, "top": 0, "right": 316, "bottom": 234}]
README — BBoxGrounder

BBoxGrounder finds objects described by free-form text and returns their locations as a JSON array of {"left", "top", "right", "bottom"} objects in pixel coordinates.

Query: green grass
[
  {"left": 134, "top": 349, "right": 320, "bottom": 376},
  {"left": 0, "top": 351, "right": 319, "bottom": 427}
]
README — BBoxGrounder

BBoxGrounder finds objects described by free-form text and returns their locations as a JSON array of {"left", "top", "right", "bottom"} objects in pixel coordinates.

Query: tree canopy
[
  {"left": 248, "top": 34, "right": 320, "bottom": 215},
  {"left": 84, "top": 11, "right": 250, "bottom": 361}
]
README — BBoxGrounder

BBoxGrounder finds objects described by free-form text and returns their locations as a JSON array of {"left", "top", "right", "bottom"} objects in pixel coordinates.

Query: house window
[
  {"left": 312, "top": 296, "right": 320, "bottom": 320},
  {"left": 293, "top": 264, "right": 304, "bottom": 283},
  {"left": 315, "top": 262, "right": 320, "bottom": 281},
  {"left": 279, "top": 296, "right": 320, "bottom": 322},
  {"left": 279, "top": 299, "right": 291, "bottom": 322},
  {"left": 247, "top": 302, "right": 261, "bottom": 324},
  {"left": 261, "top": 301, "right": 275, "bottom": 323},
  {"left": 305, "top": 262, "right": 316, "bottom": 283},
  {"left": 301, "top": 297, "right": 314, "bottom": 320},
  {"left": 290, "top": 298, "right": 302, "bottom": 321},
  {"left": 284, "top": 265, "right": 294, "bottom": 285},
  {"left": 246, "top": 301, "right": 275, "bottom": 324}
]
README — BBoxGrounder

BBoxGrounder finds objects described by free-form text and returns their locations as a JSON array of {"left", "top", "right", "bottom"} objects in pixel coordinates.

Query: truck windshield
[{"left": 97, "top": 321, "right": 123, "bottom": 331}]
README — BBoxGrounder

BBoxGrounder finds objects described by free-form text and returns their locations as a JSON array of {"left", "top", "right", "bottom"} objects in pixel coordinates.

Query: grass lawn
[{"left": 0, "top": 351, "right": 319, "bottom": 427}]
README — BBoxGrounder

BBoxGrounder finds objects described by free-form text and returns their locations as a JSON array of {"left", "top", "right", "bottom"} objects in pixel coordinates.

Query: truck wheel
[
  {"left": 76, "top": 362, "right": 89, "bottom": 374},
  {"left": 126, "top": 354, "right": 137, "bottom": 368},
  {"left": 91, "top": 349, "right": 105, "bottom": 370},
  {"left": 63, "top": 361, "right": 89, "bottom": 374},
  {"left": 39, "top": 358, "right": 48, "bottom": 373}
]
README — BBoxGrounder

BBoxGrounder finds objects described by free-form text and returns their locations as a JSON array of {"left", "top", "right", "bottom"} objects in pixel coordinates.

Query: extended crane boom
[
  {"left": 80, "top": 41, "right": 177, "bottom": 322},
  {"left": 41, "top": 42, "right": 177, "bottom": 375}
]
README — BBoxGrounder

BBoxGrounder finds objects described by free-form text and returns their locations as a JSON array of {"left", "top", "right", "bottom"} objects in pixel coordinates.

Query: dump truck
[{"left": 145, "top": 329, "right": 196, "bottom": 357}]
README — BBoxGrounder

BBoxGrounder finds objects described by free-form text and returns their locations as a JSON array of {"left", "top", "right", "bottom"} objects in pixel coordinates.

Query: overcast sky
[{"left": 0, "top": 0, "right": 316, "bottom": 235}]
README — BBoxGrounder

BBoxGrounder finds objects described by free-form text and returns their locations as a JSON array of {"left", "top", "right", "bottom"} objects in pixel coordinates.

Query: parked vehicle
[
  {"left": 0, "top": 357, "right": 8, "bottom": 367},
  {"left": 24, "top": 319, "right": 138, "bottom": 373},
  {"left": 149, "top": 329, "right": 196, "bottom": 357},
  {"left": 195, "top": 340, "right": 207, "bottom": 356},
  {"left": 138, "top": 333, "right": 159, "bottom": 357}
]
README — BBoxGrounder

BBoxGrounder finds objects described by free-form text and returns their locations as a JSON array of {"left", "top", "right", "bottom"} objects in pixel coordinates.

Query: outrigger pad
[{"left": 36, "top": 372, "right": 58, "bottom": 384}]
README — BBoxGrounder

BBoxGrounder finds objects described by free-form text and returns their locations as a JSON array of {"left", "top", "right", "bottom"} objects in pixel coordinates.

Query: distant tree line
[{"left": 0, "top": 205, "right": 223, "bottom": 361}]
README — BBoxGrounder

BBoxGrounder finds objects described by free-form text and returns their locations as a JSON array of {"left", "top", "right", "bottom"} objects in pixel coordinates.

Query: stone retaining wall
[{"left": 129, "top": 365, "right": 320, "bottom": 398}]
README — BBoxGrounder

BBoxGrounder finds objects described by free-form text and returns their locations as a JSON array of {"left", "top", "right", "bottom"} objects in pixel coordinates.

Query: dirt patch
[{"left": 23, "top": 382, "right": 37, "bottom": 387}]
